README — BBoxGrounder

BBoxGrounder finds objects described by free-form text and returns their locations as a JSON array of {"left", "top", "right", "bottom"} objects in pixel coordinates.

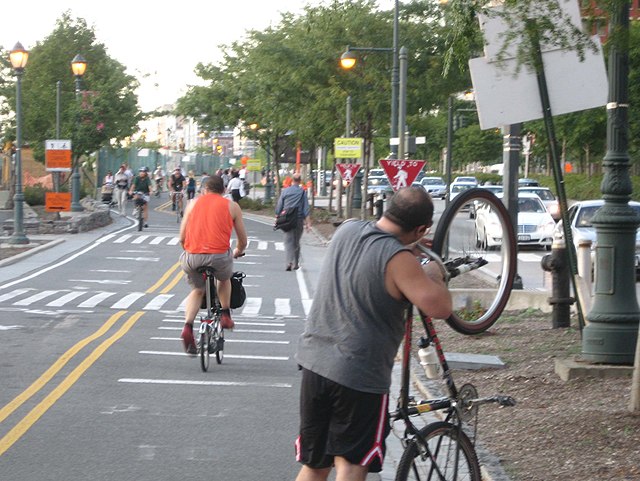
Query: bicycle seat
[{"left": 197, "top": 266, "right": 217, "bottom": 277}]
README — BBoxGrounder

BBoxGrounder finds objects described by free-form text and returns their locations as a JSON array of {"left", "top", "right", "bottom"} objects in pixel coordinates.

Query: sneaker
[
  {"left": 144, "top": 223, "right": 148, "bottom": 228},
  {"left": 220, "top": 309, "right": 234, "bottom": 330},
  {"left": 181, "top": 324, "right": 197, "bottom": 354}
]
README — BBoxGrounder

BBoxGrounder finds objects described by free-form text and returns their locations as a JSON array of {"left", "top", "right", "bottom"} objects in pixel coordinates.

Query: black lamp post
[
  {"left": 582, "top": 1, "right": 639, "bottom": 364},
  {"left": 70, "top": 54, "right": 87, "bottom": 212},
  {"left": 8, "top": 42, "right": 29, "bottom": 245}
]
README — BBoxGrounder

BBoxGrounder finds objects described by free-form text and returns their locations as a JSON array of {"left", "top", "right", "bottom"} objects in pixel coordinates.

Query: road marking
[
  {"left": 92, "top": 269, "right": 130, "bottom": 273},
  {"left": 167, "top": 237, "right": 180, "bottom": 246},
  {"left": 68, "top": 279, "right": 131, "bottom": 285},
  {"left": 149, "top": 236, "right": 167, "bottom": 245},
  {"left": 111, "top": 292, "right": 145, "bottom": 309},
  {"left": 139, "top": 351, "right": 289, "bottom": 361},
  {"left": 241, "top": 297, "right": 262, "bottom": 316},
  {"left": 106, "top": 256, "right": 159, "bottom": 262},
  {"left": 146, "top": 261, "right": 181, "bottom": 293},
  {"left": 118, "top": 378, "right": 291, "bottom": 388},
  {"left": 151, "top": 336, "right": 288, "bottom": 344},
  {"left": 131, "top": 235, "right": 150, "bottom": 244},
  {"left": 274, "top": 298, "right": 291, "bottom": 316},
  {"left": 0, "top": 311, "right": 144, "bottom": 457},
  {"left": 143, "top": 294, "right": 174, "bottom": 310},
  {"left": 14, "top": 290, "right": 63, "bottom": 306},
  {"left": 46, "top": 291, "right": 85, "bottom": 307},
  {"left": 78, "top": 291, "right": 116, "bottom": 308},
  {"left": 114, "top": 234, "right": 133, "bottom": 244},
  {"left": 0, "top": 288, "right": 36, "bottom": 302}
]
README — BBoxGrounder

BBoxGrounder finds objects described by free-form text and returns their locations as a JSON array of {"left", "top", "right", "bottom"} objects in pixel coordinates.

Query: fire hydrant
[{"left": 541, "top": 234, "right": 574, "bottom": 328}]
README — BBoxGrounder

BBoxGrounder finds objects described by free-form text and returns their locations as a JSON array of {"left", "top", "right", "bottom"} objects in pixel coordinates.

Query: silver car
[
  {"left": 554, "top": 199, "right": 640, "bottom": 278},
  {"left": 416, "top": 176, "right": 447, "bottom": 199}
]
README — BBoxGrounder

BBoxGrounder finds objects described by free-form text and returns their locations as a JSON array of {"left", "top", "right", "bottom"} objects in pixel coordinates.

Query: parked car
[
  {"left": 519, "top": 186, "right": 560, "bottom": 221},
  {"left": 414, "top": 176, "right": 447, "bottom": 199},
  {"left": 553, "top": 199, "right": 640, "bottom": 279},
  {"left": 367, "top": 176, "right": 394, "bottom": 197},
  {"left": 369, "top": 168, "right": 385, "bottom": 178},
  {"left": 453, "top": 176, "right": 478, "bottom": 186},
  {"left": 518, "top": 178, "right": 540, "bottom": 187},
  {"left": 475, "top": 192, "right": 555, "bottom": 250},
  {"left": 448, "top": 181, "right": 477, "bottom": 203},
  {"left": 469, "top": 185, "right": 503, "bottom": 219}
]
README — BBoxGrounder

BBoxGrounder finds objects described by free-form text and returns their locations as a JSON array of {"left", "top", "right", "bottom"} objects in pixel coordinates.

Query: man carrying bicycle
[
  {"left": 168, "top": 167, "right": 186, "bottom": 214},
  {"left": 294, "top": 187, "right": 452, "bottom": 481},
  {"left": 179, "top": 175, "right": 247, "bottom": 354},
  {"left": 128, "top": 166, "right": 152, "bottom": 228}
]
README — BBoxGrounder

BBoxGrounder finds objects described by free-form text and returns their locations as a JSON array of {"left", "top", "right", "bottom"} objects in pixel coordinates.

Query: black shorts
[{"left": 295, "top": 368, "right": 389, "bottom": 473}]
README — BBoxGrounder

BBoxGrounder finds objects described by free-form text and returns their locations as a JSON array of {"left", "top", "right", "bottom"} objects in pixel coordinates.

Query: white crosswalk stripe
[
  {"left": 0, "top": 288, "right": 306, "bottom": 316},
  {"left": 103, "top": 233, "right": 290, "bottom": 251}
]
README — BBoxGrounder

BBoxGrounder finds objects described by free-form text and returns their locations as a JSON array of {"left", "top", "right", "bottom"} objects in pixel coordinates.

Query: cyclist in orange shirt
[{"left": 179, "top": 175, "right": 247, "bottom": 354}]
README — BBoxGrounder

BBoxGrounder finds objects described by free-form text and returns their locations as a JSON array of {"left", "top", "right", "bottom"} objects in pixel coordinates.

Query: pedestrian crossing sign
[{"left": 379, "top": 159, "right": 426, "bottom": 191}]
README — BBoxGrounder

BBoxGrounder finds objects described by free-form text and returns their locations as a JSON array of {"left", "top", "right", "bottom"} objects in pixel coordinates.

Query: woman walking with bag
[{"left": 275, "top": 173, "right": 311, "bottom": 271}]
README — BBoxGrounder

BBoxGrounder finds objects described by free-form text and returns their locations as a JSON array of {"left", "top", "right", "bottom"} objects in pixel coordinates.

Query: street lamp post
[
  {"left": 70, "top": 54, "right": 87, "bottom": 212},
  {"left": 582, "top": 2, "right": 640, "bottom": 364},
  {"left": 8, "top": 42, "right": 29, "bottom": 245}
]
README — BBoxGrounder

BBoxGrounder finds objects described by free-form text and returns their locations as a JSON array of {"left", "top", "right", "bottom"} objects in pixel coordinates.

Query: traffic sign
[
  {"left": 334, "top": 138, "right": 363, "bottom": 159},
  {"left": 45, "top": 192, "right": 71, "bottom": 212},
  {"left": 45, "top": 139, "right": 72, "bottom": 172},
  {"left": 335, "top": 163, "right": 361, "bottom": 186},
  {"left": 379, "top": 159, "right": 426, "bottom": 191}
]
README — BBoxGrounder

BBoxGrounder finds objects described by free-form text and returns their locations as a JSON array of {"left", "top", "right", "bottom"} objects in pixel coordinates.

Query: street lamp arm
[{"left": 345, "top": 46, "right": 394, "bottom": 53}]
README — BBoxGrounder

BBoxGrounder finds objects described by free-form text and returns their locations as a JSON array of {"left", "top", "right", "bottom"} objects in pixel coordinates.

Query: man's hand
[{"left": 233, "top": 248, "right": 245, "bottom": 259}]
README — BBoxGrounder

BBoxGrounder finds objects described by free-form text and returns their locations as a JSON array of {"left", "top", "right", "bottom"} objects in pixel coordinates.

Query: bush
[
  {"left": 238, "top": 196, "right": 272, "bottom": 211},
  {"left": 24, "top": 184, "right": 48, "bottom": 206}
]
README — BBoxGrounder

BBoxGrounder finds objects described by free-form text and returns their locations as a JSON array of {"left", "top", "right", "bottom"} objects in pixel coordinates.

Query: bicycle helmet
[{"left": 139, "top": 166, "right": 149, "bottom": 172}]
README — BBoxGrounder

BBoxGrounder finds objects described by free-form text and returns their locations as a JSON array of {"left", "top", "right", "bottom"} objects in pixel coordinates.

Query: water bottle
[{"left": 417, "top": 338, "right": 440, "bottom": 379}]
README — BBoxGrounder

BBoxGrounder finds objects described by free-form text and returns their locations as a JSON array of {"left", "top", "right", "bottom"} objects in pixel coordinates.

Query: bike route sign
[
  {"left": 335, "top": 163, "right": 361, "bottom": 186},
  {"left": 379, "top": 159, "right": 425, "bottom": 191}
]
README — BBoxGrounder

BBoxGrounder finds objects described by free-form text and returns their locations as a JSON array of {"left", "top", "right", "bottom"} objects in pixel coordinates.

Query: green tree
[{"left": 1, "top": 12, "right": 140, "bottom": 166}]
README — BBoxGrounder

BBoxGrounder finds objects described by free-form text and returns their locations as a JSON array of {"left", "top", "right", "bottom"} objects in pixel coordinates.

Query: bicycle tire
[
  {"left": 432, "top": 188, "right": 517, "bottom": 335},
  {"left": 199, "top": 328, "right": 210, "bottom": 372},
  {"left": 137, "top": 207, "right": 144, "bottom": 232},
  {"left": 395, "top": 421, "right": 481, "bottom": 481},
  {"left": 215, "top": 320, "right": 224, "bottom": 364}
]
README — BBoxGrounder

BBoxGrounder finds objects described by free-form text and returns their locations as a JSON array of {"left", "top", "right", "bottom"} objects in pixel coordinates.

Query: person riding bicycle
[
  {"left": 168, "top": 167, "right": 187, "bottom": 214},
  {"left": 179, "top": 174, "right": 248, "bottom": 354},
  {"left": 293, "top": 186, "right": 452, "bottom": 481},
  {"left": 153, "top": 165, "right": 165, "bottom": 195},
  {"left": 129, "top": 166, "right": 152, "bottom": 228}
]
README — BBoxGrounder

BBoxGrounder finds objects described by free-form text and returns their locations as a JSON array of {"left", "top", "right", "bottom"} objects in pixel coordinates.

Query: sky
[{"left": 2, "top": 0, "right": 394, "bottom": 111}]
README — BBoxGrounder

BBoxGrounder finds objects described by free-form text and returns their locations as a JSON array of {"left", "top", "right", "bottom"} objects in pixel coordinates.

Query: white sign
[
  {"left": 45, "top": 139, "right": 71, "bottom": 150},
  {"left": 469, "top": 1, "right": 608, "bottom": 130}
]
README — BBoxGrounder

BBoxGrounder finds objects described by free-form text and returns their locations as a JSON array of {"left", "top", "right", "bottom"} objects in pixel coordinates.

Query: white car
[
  {"left": 415, "top": 176, "right": 447, "bottom": 199},
  {"left": 453, "top": 176, "right": 478, "bottom": 186},
  {"left": 475, "top": 192, "right": 555, "bottom": 250},
  {"left": 448, "top": 181, "right": 476, "bottom": 203},
  {"left": 519, "top": 186, "right": 560, "bottom": 221},
  {"left": 553, "top": 199, "right": 640, "bottom": 278}
]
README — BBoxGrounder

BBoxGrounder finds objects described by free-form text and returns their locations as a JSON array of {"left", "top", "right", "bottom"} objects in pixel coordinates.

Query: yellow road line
[
  {"left": 0, "top": 311, "right": 127, "bottom": 424},
  {"left": 146, "top": 261, "right": 181, "bottom": 294},
  {"left": 160, "top": 270, "right": 184, "bottom": 294},
  {"left": 0, "top": 311, "right": 145, "bottom": 457}
]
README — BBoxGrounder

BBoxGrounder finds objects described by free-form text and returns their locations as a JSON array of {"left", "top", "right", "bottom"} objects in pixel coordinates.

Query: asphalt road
[{"left": 0, "top": 194, "right": 314, "bottom": 480}]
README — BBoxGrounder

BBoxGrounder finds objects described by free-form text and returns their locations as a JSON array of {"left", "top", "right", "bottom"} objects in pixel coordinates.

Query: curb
[{"left": 0, "top": 237, "right": 66, "bottom": 268}]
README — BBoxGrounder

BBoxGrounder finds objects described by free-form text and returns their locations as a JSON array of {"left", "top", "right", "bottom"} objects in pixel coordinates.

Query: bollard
[{"left": 541, "top": 235, "right": 574, "bottom": 328}]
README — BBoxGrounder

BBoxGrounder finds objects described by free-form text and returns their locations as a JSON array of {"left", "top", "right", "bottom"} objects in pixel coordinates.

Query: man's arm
[
  {"left": 229, "top": 201, "right": 248, "bottom": 257},
  {"left": 178, "top": 198, "right": 196, "bottom": 246},
  {"left": 385, "top": 251, "right": 452, "bottom": 320}
]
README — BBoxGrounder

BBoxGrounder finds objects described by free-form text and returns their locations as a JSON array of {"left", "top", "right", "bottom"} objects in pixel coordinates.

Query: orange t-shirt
[{"left": 183, "top": 194, "right": 233, "bottom": 254}]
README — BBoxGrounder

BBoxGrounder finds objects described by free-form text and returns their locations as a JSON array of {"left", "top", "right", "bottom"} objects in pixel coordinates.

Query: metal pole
[
  {"left": 397, "top": 46, "right": 407, "bottom": 161},
  {"left": 70, "top": 75, "right": 83, "bottom": 211},
  {"left": 346, "top": 95, "right": 352, "bottom": 137},
  {"left": 389, "top": 0, "right": 399, "bottom": 159},
  {"left": 9, "top": 68, "right": 28, "bottom": 245},
  {"left": 445, "top": 96, "right": 453, "bottom": 208},
  {"left": 583, "top": 1, "right": 639, "bottom": 364},
  {"left": 502, "top": 124, "right": 523, "bottom": 289},
  {"left": 265, "top": 141, "right": 273, "bottom": 202},
  {"left": 54, "top": 81, "right": 61, "bottom": 196}
]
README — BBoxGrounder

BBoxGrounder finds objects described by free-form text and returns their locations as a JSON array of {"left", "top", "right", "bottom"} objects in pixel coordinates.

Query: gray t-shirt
[{"left": 295, "top": 220, "right": 410, "bottom": 393}]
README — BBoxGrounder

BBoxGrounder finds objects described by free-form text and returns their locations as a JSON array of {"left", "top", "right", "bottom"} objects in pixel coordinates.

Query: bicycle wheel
[
  {"left": 199, "top": 327, "right": 210, "bottom": 372},
  {"left": 395, "top": 421, "right": 481, "bottom": 481},
  {"left": 432, "top": 188, "right": 517, "bottom": 335},
  {"left": 214, "top": 318, "right": 224, "bottom": 364},
  {"left": 137, "top": 207, "right": 144, "bottom": 231}
]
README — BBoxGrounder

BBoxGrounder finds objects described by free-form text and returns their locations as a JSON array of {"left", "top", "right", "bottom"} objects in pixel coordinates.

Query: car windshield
[
  {"left": 423, "top": 178, "right": 444, "bottom": 185},
  {"left": 528, "top": 189, "right": 555, "bottom": 201},
  {"left": 368, "top": 177, "right": 389, "bottom": 186},
  {"left": 452, "top": 184, "right": 473, "bottom": 193},
  {"left": 518, "top": 198, "right": 545, "bottom": 213},
  {"left": 576, "top": 204, "right": 640, "bottom": 228}
]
